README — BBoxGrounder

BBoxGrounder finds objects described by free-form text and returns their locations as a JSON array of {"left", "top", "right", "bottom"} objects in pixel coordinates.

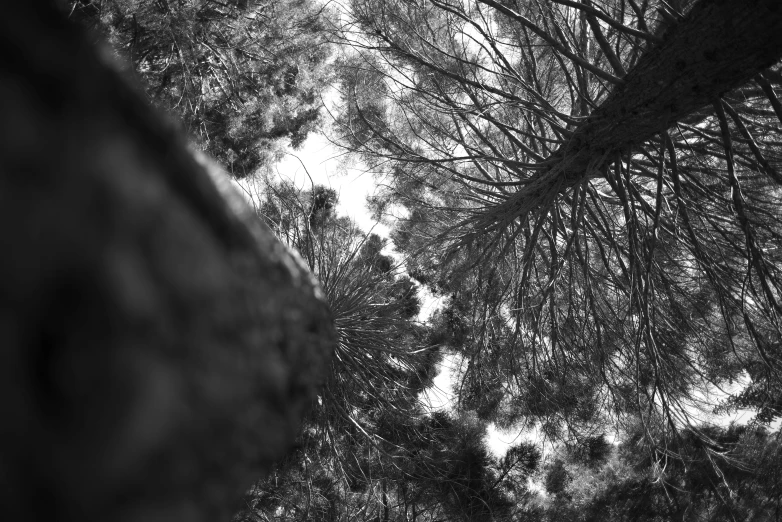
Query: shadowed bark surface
[{"left": 0, "top": 4, "right": 334, "bottom": 522}]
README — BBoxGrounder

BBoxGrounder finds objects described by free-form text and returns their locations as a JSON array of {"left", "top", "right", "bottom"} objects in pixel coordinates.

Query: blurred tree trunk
[{"left": 0, "top": 4, "right": 334, "bottom": 522}]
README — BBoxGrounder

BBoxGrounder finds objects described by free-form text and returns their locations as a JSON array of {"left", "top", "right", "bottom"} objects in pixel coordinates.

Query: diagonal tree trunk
[
  {"left": 0, "top": 4, "right": 334, "bottom": 522},
  {"left": 486, "top": 0, "right": 782, "bottom": 220}
]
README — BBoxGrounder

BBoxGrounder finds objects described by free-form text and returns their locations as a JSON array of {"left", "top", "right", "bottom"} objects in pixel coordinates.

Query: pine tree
[{"left": 334, "top": 0, "right": 782, "bottom": 449}]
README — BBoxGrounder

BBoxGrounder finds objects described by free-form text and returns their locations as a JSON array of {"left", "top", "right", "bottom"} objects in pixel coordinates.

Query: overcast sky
[{"left": 275, "top": 133, "right": 388, "bottom": 236}]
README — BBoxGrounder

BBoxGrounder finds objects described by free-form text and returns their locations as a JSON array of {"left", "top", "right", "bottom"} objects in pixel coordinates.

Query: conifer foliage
[
  {"left": 333, "top": 0, "right": 782, "bottom": 446},
  {"left": 234, "top": 180, "right": 541, "bottom": 522},
  {"left": 68, "top": 0, "right": 332, "bottom": 176}
]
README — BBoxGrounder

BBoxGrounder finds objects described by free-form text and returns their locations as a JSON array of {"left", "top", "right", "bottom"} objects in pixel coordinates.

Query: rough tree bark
[
  {"left": 0, "top": 4, "right": 334, "bottom": 522},
  {"left": 490, "top": 0, "right": 782, "bottom": 218}
]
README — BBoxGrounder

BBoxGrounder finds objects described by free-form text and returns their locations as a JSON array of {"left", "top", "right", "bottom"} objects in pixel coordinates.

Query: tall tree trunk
[
  {"left": 486, "top": 0, "right": 782, "bottom": 219},
  {"left": 0, "top": 4, "right": 334, "bottom": 522}
]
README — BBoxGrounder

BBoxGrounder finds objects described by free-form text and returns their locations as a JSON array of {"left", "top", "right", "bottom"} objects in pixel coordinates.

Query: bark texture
[
  {"left": 503, "top": 0, "right": 782, "bottom": 215},
  {"left": 0, "top": 5, "right": 334, "bottom": 522}
]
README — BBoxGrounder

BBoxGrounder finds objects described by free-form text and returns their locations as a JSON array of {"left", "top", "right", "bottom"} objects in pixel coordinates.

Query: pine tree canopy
[
  {"left": 334, "top": 0, "right": 782, "bottom": 445},
  {"left": 30, "top": 1, "right": 782, "bottom": 521}
]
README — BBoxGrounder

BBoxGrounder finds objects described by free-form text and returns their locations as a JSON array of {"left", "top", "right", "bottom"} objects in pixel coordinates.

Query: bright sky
[
  {"left": 272, "top": 130, "right": 446, "bottom": 320},
  {"left": 275, "top": 133, "right": 389, "bottom": 238}
]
